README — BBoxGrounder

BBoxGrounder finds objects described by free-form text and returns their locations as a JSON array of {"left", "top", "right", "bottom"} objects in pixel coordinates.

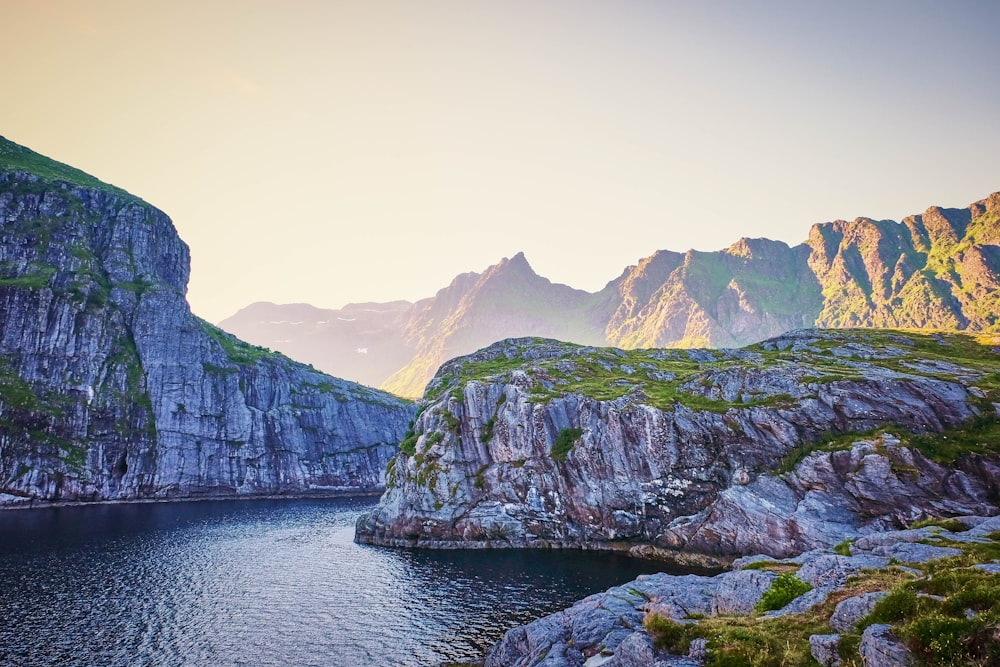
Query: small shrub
[
  {"left": 754, "top": 573, "right": 813, "bottom": 612},
  {"left": 644, "top": 613, "right": 689, "bottom": 653},
  {"left": 833, "top": 539, "right": 854, "bottom": 556},
  {"left": 910, "top": 517, "right": 970, "bottom": 533},
  {"left": 551, "top": 427, "right": 584, "bottom": 461},
  {"left": 866, "top": 589, "right": 920, "bottom": 624},
  {"left": 399, "top": 432, "right": 418, "bottom": 457},
  {"left": 473, "top": 464, "right": 489, "bottom": 490},
  {"left": 480, "top": 417, "right": 495, "bottom": 443}
]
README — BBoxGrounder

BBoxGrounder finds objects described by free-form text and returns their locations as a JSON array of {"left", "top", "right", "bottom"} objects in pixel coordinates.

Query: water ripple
[{"left": 0, "top": 498, "right": 695, "bottom": 666}]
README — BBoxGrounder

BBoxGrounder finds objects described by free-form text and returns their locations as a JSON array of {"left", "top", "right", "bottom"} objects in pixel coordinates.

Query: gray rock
[
  {"left": 357, "top": 332, "right": 999, "bottom": 557},
  {"left": 711, "top": 569, "right": 776, "bottom": 614},
  {"left": 968, "top": 515, "right": 1000, "bottom": 536},
  {"left": 484, "top": 573, "right": 719, "bottom": 667},
  {"left": 605, "top": 632, "right": 654, "bottom": 667},
  {"left": 687, "top": 638, "right": 707, "bottom": 661},
  {"left": 859, "top": 624, "right": 912, "bottom": 666},
  {"left": 0, "top": 167, "right": 415, "bottom": 506},
  {"left": 853, "top": 528, "right": 941, "bottom": 551},
  {"left": 798, "top": 554, "right": 883, "bottom": 588},
  {"left": 809, "top": 634, "right": 841, "bottom": 667},
  {"left": 973, "top": 563, "right": 1000, "bottom": 574},
  {"left": 830, "top": 592, "right": 889, "bottom": 632},
  {"left": 871, "top": 542, "right": 962, "bottom": 563}
]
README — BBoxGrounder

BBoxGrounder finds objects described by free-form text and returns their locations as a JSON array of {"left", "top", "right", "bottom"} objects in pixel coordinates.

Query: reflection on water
[{"left": 0, "top": 498, "right": 693, "bottom": 666}]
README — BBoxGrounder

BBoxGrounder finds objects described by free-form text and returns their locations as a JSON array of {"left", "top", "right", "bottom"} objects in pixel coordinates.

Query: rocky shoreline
[
  {"left": 480, "top": 515, "right": 1000, "bottom": 666},
  {"left": 0, "top": 489, "right": 383, "bottom": 511}
]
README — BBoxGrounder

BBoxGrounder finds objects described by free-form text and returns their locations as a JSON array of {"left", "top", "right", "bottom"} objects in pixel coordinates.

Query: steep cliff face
[
  {"left": 0, "top": 136, "right": 414, "bottom": 506},
  {"left": 356, "top": 329, "right": 1000, "bottom": 559}
]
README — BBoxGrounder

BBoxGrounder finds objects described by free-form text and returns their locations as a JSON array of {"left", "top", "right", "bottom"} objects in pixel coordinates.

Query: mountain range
[{"left": 222, "top": 191, "right": 1000, "bottom": 397}]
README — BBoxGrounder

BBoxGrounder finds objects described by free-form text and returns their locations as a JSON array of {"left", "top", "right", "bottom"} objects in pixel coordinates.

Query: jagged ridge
[{"left": 223, "top": 191, "right": 1000, "bottom": 399}]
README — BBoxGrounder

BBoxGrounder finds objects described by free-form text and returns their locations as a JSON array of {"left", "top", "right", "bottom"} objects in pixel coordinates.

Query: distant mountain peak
[{"left": 492, "top": 251, "right": 534, "bottom": 273}]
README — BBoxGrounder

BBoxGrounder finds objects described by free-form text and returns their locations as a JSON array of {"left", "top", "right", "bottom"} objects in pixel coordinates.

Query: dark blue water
[{"left": 0, "top": 498, "right": 690, "bottom": 666}]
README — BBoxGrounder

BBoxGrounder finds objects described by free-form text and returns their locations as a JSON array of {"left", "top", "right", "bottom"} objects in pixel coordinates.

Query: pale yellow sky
[{"left": 3, "top": 1, "right": 999, "bottom": 322}]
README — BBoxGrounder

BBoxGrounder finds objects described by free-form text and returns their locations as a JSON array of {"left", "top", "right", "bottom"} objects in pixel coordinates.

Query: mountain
[
  {"left": 0, "top": 136, "right": 414, "bottom": 506},
  {"left": 223, "top": 193, "right": 1000, "bottom": 398},
  {"left": 380, "top": 252, "right": 609, "bottom": 397},
  {"left": 356, "top": 329, "right": 1000, "bottom": 561},
  {"left": 218, "top": 300, "right": 414, "bottom": 388},
  {"left": 222, "top": 252, "right": 611, "bottom": 397}
]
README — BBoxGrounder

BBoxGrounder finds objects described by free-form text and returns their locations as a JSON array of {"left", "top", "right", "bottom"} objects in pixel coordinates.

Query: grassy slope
[{"left": 0, "top": 135, "right": 140, "bottom": 201}]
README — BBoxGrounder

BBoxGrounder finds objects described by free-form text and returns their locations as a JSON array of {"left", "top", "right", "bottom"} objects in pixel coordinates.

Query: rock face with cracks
[
  {"left": 482, "top": 516, "right": 1000, "bottom": 667},
  {"left": 0, "top": 137, "right": 415, "bottom": 506},
  {"left": 357, "top": 329, "right": 1000, "bottom": 562}
]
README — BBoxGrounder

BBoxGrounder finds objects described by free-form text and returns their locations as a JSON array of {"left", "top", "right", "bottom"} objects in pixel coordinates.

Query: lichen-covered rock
[
  {"left": 357, "top": 330, "right": 1000, "bottom": 558},
  {"left": 0, "top": 140, "right": 415, "bottom": 505},
  {"left": 809, "top": 634, "right": 841, "bottom": 667},
  {"left": 830, "top": 592, "right": 889, "bottom": 633},
  {"left": 859, "top": 624, "right": 913, "bottom": 666},
  {"left": 483, "top": 571, "right": 720, "bottom": 667},
  {"left": 710, "top": 569, "right": 775, "bottom": 614},
  {"left": 481, "top": 515, "right": 999, "bottom": 667}
]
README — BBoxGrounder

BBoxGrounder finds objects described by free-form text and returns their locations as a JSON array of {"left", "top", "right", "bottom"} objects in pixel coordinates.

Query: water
[{"left": 0, "top": 498, "right": 697, "bottom": 666}]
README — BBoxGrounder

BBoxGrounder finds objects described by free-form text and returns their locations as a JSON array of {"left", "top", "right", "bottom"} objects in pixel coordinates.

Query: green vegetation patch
[
  {"left": 0, "top": 135, "right": 139, "bottom": 201},
  {"left": 910, "top": 517, "right": 971, "bottom": 533},
  {"left": 480, "top": 417, "right": 495, "bottom": 443},
  {"left": 551, "top": 427, "right": 584, "bottom": 461},
  {"left": 855, "top": 560, "right": 1000, "bottom": 666},
  {"left": 754, "top": 573, "right": 813, "bottom": 612},
  {"left": 645, "top": 610, "right": 831, "bottom": 667},
  {"left": 644, "top": 529, "right": 1000, "bottom": 667},
  {"left": 0, "top": 263, "right": 57, "bottom": 290},
  {"left": 198, "top": 318, "right": 275, "bottom": 366}
]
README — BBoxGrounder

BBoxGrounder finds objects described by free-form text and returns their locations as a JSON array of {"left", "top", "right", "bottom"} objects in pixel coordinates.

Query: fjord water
[{"left": 0, "top": 498, "right": 680, "bottom": 666}]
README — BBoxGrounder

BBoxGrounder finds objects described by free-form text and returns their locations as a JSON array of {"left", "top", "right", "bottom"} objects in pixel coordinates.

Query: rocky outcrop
[
  {"left": 224, "top": 193, "right": 1000, "bottom": 398},
  {"left": 356, "top": 329, "right": 1000, "bottom": 560},
  {"left": 0, "top": 136, "right": 414, "bottom": 506},
  {"left": 482, "top": 516, "right": 1000, "bottom": 666}
]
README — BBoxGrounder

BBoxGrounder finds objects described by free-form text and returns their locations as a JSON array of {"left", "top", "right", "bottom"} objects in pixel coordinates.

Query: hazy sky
[{"left": 3, "top": 1, "right": 999, "bottom": 322}]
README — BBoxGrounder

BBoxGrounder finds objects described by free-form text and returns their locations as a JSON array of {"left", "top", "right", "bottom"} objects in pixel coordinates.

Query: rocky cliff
[
  {"left": 224, "top": 193, "right": 1000, "bottom": 398},
  {"left": 356, "top": 329, "right": 1000, "bottom": 561},
  {"left": 0, "top": 136, "right": 415, "bottom": 506}
]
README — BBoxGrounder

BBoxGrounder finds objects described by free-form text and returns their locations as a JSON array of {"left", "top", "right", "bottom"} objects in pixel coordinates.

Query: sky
[{"left": 2, "top": 1, "right": 999, "bottom": 323}]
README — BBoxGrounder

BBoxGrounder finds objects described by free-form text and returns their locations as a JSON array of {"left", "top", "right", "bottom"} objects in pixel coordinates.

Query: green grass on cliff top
[
  {"left": 0, "top": 135, "right": 138, "bottom": 200},
  {"left": 426, "top": 329, "right": 1000, "bottom": 414}
]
